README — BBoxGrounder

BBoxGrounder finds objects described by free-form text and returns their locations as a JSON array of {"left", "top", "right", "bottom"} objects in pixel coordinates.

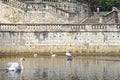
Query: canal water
[{"left": 0, "top": 56, "right": 120, "bottom": 80}]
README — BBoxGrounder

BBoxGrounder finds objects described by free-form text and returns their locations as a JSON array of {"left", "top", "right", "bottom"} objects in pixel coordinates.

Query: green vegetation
[
  {"left": 77, "top": 0, "right": 120, "bottom": 11},
  {"left": 99, "top": 0, "right": 120, "bottom": 11}
]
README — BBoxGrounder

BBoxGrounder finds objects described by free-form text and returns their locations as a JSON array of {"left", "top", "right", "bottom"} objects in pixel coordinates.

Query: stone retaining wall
[{"left": 0, "top": 23, "right": 120, "bottom": 55}]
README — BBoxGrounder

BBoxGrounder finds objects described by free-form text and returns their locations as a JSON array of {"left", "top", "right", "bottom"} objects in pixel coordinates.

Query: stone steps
[{"left": 81, "top": 12, "right": 109, "bottom": 24}]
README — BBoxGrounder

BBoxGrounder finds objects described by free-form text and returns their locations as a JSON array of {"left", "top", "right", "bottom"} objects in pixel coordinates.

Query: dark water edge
[
  {"left": 1, "top": 54, "right": 120, "bottom": 62},
  {"left": 1, "top": 52, "right": 120, "bottom": 57}
]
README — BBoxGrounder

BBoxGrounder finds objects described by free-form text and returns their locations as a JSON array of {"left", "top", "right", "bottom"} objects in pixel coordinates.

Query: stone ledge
[{"left": 0, "top": 23, "right": 120, "bottom": 32}]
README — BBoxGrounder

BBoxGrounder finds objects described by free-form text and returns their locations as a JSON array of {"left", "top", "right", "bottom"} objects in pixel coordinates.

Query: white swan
[
  {"left": 50, "top": 52, "right": 57, "bottom": 57},
  {"left": 65, "top": 52, "right": 73, "bottom": 61},
  {"left": 7, "top": 58, "right": 25, "bottom": 71},
  {"left": 33, "top": 53, "right": 38, "bottom": 57},
  {"left": 66, "top": 52, "right": 72, "bottom": 57}
]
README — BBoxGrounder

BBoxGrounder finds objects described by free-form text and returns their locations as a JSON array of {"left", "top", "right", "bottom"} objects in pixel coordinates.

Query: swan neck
[{"left": 20, "top": 60, "right": 24, "bottom": 69}]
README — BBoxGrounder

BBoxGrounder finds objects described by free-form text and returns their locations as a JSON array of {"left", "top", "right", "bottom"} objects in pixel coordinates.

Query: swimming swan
[
  {"left": 33, "top": 53, "right": 38, "bottom": 57},
  {"left": 50, "top": 52, "right": 57, "bottom": 57},
  {"left": 66, "top": 52, "right": 73, "bottom": 61},
  {"left": 66, "top": 52, "right": 72, "bottom": 57},
  {"left": 7, "top": 58, "right": 25, "bottom": 71}
]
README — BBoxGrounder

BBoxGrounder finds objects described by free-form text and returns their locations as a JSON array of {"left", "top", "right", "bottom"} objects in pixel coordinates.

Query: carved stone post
[
  {"left": 99, "top": 16, "right": 103, "bottom": 24},
  {"left": 112, "top": 7, "right": 119, "bottom": 23},
  {"left": 114, "top": 11, "right": 119, "bottom": 23}
]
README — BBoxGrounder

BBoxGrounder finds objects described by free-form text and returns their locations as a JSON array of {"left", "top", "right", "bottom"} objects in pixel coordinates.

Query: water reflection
[
  {"left": 6, "top": 70, "right": 22, "bottom": 78},
  {"left": 0, "top": 56, "right": 120, "bottom": 80},
  {"left": 66, "top": 56, "right": 72, "bottom": 65},
  {"left": 67, "top": 56, "right": 73, "bottom": 61}
]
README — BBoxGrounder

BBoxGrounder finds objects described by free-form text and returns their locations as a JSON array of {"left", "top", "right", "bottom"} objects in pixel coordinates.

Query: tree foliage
[
  {"left": 99, "top": 0, "right": 120, "bottom": 11},
  {"left": 77, "top": 0, "right": 120, "bottom": 11}
]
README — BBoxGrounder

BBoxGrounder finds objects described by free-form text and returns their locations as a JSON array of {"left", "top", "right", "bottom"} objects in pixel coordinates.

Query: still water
[{"left": 0, "top": 56, "right": 120, "bottom": 80}]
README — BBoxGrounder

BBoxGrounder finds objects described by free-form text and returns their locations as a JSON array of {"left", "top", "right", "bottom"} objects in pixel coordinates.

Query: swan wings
[{"left": 7, "top": 62, "right": 21, "bottom": 70}]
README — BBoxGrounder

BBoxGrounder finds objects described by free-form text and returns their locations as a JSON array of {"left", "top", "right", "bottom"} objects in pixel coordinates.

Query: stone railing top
[
  {"left": 0, "top": 23, "right": 119, "bottom": 24},
  {"left": 0, "top": 23, "right": 120, "bottom": 32},
  {"left": 22, "top": 1, "right": 46, "bottom": 4},
  {"left": 101, "top": 10, "right": 117, "bottom": 17},
  {"left": 48, "top": 4, "right": 76, "bottom": 14},
  {"left": 0, "top": 23, "right": 120, "bottom": 25}
]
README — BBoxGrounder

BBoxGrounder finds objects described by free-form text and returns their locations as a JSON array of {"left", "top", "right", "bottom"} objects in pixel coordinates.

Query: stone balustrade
[
  {"left": 0, "top": 23, "right": 120, "bottom": 32},
  {"left": 2, "top": 0, "right": 27, "bottom": 11},
  {"left": 101, "top": 10, "right": 119, "bottom": 23},
  {"left": 2, "top": 0, "right": 78, "bottom": 21}
]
